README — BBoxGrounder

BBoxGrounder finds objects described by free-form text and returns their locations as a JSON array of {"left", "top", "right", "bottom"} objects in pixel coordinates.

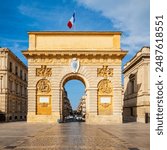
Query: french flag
[{"left": 67, "top": 12, "right": 75, "bottom": 29}]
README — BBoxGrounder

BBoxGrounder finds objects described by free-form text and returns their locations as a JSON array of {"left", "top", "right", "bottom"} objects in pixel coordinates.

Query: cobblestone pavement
[{"left": 0, "top": 122, "right": 149, "bottom": 150}]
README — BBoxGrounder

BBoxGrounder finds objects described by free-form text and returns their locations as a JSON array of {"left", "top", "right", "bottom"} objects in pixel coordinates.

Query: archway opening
[{"left": 62, "top": 79, "right": 86, "bottom": 123}]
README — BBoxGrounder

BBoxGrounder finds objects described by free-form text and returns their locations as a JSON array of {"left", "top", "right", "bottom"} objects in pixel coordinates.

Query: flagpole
[
  {"left": 73, "top": 11, "right": 76, "bottom": 31},
  {"left": 73, "top": 23, "right": 75, "bottom": 31}
]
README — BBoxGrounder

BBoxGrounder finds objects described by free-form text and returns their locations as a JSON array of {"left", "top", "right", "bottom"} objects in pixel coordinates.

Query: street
[{"left": 0, "top": 122, "right": 149, "bottom": 150}]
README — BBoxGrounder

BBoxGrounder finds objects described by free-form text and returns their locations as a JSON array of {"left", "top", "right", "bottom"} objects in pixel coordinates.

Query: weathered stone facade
[
  {"left": 22, "top": 31, "right": 127, "bottom": 124},
  {"left": 123, "top": 47, "right": 150, "bottom": 123},
  {"left": 0, "top": 48, "right": 28, "bottom": 122}
]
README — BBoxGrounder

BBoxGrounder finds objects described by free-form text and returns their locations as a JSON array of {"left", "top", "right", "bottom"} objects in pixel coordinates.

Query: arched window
[{"left": 129, "top": 74, "right": 135, "bottom": 94}]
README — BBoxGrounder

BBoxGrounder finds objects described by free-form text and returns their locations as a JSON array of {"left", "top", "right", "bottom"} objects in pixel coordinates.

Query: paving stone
[{"left": 0, "top": 122, "right": 149, "bottom": 150}]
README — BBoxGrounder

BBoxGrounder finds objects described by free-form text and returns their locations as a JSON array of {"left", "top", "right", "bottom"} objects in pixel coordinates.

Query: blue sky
[
  {"left": 0, "top": 0, "right": 150, "bottom": 109},
  {"left": 64, "top": 80, "right": 85, "bottom": 109}
]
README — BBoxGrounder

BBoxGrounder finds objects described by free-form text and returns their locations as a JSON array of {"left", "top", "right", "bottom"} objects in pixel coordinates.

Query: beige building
[
  {"left": 22, "top": 31, "right": 127, "bottom": 124},
  {"left": 0, "top": 48, "right": 28, "bottom": 122},
  {"left": 62, "top": 88, "right": 72, "bottom": 121},
  {"left": 77, "top": 95, "right": 86, "bottom": 117},
  {"left": 123, "top": 47, "right": 150, "bottom": 123}
]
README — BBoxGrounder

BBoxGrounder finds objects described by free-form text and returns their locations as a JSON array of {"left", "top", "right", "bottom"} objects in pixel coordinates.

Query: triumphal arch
[{"left": 22, "top": 31, "right": 127, "bottom": 124}]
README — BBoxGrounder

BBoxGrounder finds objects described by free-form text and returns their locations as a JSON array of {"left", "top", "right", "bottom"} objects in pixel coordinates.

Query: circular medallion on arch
[{"left": 70, "top": 58, "right": 80, "bottom": 73}]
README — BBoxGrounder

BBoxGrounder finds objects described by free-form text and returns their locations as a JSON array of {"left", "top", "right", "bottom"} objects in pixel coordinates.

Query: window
[
  {"left": 129, "top": 74, "right": 135, "bottom": 94},
  {"left": 130, "top": 80, "right": 135, "bottom": 94},
  {"left": 20, "top": 70, "right": 22, "bottom": 79},
  {"left": 20, "top": 85, "right": 23, "bottom": 96},
  {"left": 9, "top": 80, "right": 13, "bottom": 92},
  {"left": 15, "top": 66, "right": 18, "bottom": 75},
  {"left": 16, "top": 83, "right": 18, "bottom": 94},
  {"left": 130, "top": 107, "right": 133, "bottom": 116},
  {"left": 24, "top": 73, "right": 27, "bottom": 81},
  {"left": 9, "top": 62, "right": 12, "bottom": 72},
  {"left": 24, "top": 86, "right": 27, "bottom": 96},
  {"left": 17, "top": 103, "right": 21, "bottom": 112}
]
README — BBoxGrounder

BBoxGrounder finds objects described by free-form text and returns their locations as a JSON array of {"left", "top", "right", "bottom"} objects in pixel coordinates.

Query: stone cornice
[
  {"left": 123, "top": 47, "right": 150, "bottom": 73},
  {"left": 28, "top": 31, "right": 122, "bottom": 35},
  {"left": 22, "top": 50, "right": 127, "bottom": 59},
  {"left": 0, "top": 48, "right": 28, "bottom": 69},
  {"left": 123, "top": 54, "right": 150, "bottom": 74}
]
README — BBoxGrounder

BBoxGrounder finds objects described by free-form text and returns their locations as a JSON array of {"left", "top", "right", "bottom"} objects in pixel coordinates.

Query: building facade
[
  {"left": 76, "top": 96, "right": 86, "bottom": 118},
  {"left": 0, "top": 48, "right": 28, "bottom": 122},
  {"left": 22, "top": 31, "right": 127, "bottom": 124},
  {"left": 123, "top": 47, "right": 150, "bottom": 123},
  {"left": 62, "top": 88, "right": 72, "bottom": 121}
]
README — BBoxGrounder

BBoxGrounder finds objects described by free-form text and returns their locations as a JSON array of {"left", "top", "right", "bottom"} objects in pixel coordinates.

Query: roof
[
  {"left": 28, "top": 31, "right": 122, "bottom": 35},
  {"left": 123, "top": 46, "right": 150, "bottom": 73},
  {"left": 0, "top": 48, "right": 27, "bottom": 69}
]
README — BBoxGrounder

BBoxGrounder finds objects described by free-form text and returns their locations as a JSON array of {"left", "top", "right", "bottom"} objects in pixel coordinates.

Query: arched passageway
[{"left": 60, "top": 74, "right": 87, "bottom": 123}]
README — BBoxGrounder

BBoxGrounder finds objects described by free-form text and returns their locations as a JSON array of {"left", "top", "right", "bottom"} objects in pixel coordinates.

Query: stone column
[{"left": 86, "top": 87, "right": 98, "bottom": 123}]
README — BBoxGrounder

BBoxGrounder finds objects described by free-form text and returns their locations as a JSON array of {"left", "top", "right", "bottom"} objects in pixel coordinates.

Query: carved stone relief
[
  {"left": 97, "top": 65, "right": 113, "bottom": 78},
  {"left": 29, "top": 57, "right": 121, "bottom": 65},
  {"left": 70, "top": 58, "right": 80, "bottom": 73},
  {"left": 98, "top": 79, "right": 113, "bottom": 112},
  {"left": 37, "top": 79, "right": 51, "bottom": 94},
  {"left": 99, "top": 103, "right": 111, "bottom": 108},
  {"left": 98, "top": 79, "right": 113, "bottom": 95},
  {"left": 36, "top": 65, "right": 52, "bottom": 77}
]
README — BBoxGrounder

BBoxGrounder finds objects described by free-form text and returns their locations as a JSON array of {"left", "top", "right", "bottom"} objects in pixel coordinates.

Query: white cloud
[
  {"left": 17, "top": 0, "right": 150, "bottom": 58},
  {"left": 75, "top": 0, "right": 150, "bottom": 55}
]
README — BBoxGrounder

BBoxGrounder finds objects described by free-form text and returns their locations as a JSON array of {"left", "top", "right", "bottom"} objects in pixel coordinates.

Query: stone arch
[
  {"left": 36, "top": 79, "right": 52, "bottom": 115},
  {"left": 97, "top": 79, "right": 113, "bottom": 115},
  {"left": 23, "top": 31, "right": 127, "bottom": 124},
  {"left": 59, "top": 73, "right": 88, "bottom": 122},
  {"left": 60, "top": 73, "right": 89, "bottom": 89}
]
